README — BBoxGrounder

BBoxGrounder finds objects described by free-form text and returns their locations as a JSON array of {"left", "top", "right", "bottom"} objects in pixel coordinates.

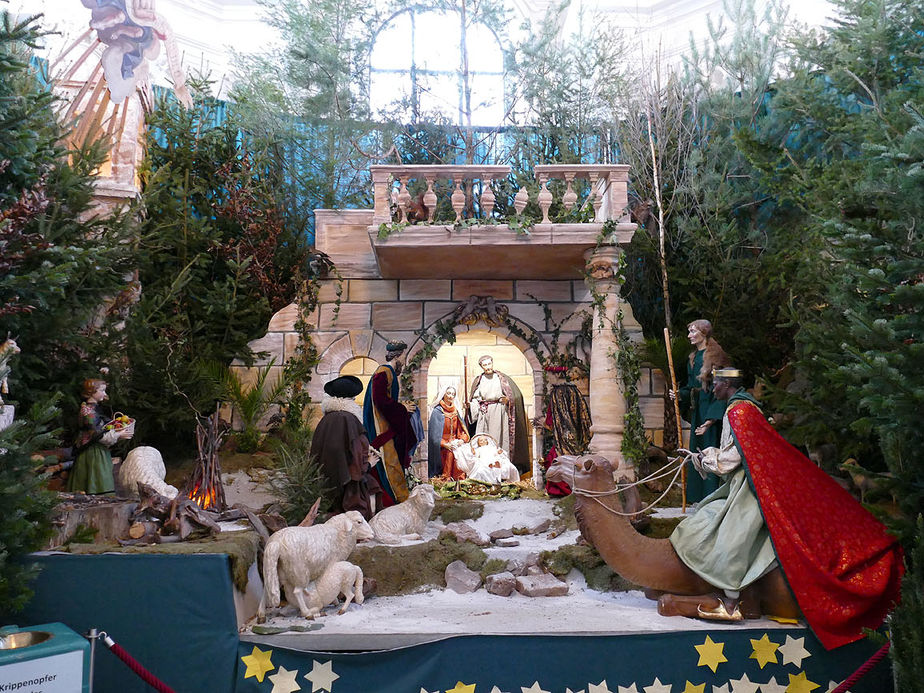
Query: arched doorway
[
  {"left": 423, "top": 328, "right": 540, "bottom": 467},
  {"left": 339, "top": 356, "right": 378, "bottom": 406}
]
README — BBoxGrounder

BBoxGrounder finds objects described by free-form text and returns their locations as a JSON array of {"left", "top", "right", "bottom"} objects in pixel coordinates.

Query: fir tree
[
  {"left": 736, "top": 0, "right": 923, "bottom": 685},
  {"left": 0, "top": 12, "right": 136, "bottom": 423},
  {"left": 115, "top": 89, "right": 310, "bottom": 451}
]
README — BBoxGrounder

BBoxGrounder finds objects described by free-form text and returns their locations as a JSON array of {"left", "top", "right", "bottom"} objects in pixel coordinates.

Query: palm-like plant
[{"left": 207, "top": 358, "right": 290, "bottom": 453}]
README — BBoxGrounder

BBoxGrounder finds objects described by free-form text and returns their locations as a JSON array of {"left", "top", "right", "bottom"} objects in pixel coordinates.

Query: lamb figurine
[
  {"left": 118, "top": 446, "right": 179, "bottom": 499},
  {"left": 369, "top": 483, "right": 438, "bottom": 545},
  {"left": 258, "top": 510, "right": 374, "bottom": 621},
  {"left": 293, "top": 561, "right": 365, "bottom": 619}
]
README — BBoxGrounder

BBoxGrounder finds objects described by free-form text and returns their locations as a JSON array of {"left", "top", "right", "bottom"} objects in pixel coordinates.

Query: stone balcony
[{"left": 356, "top": 164, "right": 636, "bottom": 280}]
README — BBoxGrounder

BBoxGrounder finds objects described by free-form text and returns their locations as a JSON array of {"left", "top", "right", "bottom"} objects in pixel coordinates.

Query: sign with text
[{"left": 0, "top": 651, "right": 83, "bottom": 693}]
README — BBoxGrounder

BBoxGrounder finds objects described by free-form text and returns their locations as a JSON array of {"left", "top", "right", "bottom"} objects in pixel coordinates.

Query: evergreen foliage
[
  {"left": 115, "top": 89, "right": 310, "bottom": 451},
  {"left": 0, "top": 397, "right": 58, "bottom": 616},
  {"left": 0, "top": 12, "right": 136, "bottom": 422}
]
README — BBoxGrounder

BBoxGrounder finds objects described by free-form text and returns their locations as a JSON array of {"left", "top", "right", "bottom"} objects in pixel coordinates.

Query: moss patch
[
  {"left": 433, "top": 499, "right": 484, "bottom": 524},
  {"left": 642, "top": 515, "right": 683, "bottom": 539},
  {"left": 540, "top": 542, "right": 640, "bottom": 592},
  {"left": 479, "top": 558, "right": 508, "bottom": 581},
  {"left": 64, "top": 530, "right": 260, "bottom": 593},
  {"left": 351, "top": 536, "right": 487, "bottom": 595}
]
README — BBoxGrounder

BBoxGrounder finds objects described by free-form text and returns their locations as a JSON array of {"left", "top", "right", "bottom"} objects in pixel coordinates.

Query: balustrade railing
[{"left": 370, "top": 163, "right": 631, "bottom": 229}]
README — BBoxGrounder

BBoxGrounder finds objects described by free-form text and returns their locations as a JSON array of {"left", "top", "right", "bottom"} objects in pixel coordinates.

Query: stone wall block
[
  {"left": 548, "top": 304, "right": 589, "bottom": 332},
  {"left": 640, "top": 396, "right": 665, "bottom": 429},
  {"left": 573, "top": 280, "right": 593, "bottom": 302},
  {"left": 348, "top": 279, "right": 398, "bottom": 302},
  {"left": 317, "top": 279, "right": 344, "bottom": 303},
  {"left": 320, "top": 303, "right": 371, "bottom": 330},
  {"left": 372, "top": 302, "right": 423, "bottom": 330},
  {"left": 318, "top": 336, "right": 355, "bottom": 375},
  {"left": 650, "top": 368, "right": 667, "bottom": 396},
  {"left": 424, "top": 302, "right": 458, "bottom": 326},
  {"left": 267, "top": 303, "right": 299, "bottom": 332},
  {"left": 400, "top": 279, "right": 452, "bottom": 300},
  {"left": 451, "top": 280, "right": 514, "bottom": 301},
  {"left": 349, "top": 330, "right": 374, "bottom": 358},
  {"left": 516, "top": 280, "right": 573, "bottom": 302},
  {"left": 244, "top": 332, "right": 285, "bottom": 366},
  {"left": 505, "top": 303, "right": 548, "bottom": 331}
]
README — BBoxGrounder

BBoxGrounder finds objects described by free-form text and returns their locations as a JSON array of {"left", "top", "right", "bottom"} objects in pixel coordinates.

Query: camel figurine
[{"left": 546, "top": 454, "right": 801, "bottom": 622}]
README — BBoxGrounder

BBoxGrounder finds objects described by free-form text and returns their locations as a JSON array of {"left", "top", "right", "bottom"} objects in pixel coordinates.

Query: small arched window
[{"left": 370, "top": 8, "right": 505, "bottom": 126}]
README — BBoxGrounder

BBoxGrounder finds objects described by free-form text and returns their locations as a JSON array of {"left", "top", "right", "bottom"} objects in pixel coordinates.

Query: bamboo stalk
[{"left": 664, "top": 327, "right": 686, "bottom": 512}]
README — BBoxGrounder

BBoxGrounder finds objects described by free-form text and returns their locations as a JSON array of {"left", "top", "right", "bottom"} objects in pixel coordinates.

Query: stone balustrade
[
  {"left": 371, "top": 165, "right": 512, "bottom": 225},
  {"left": 532, "top": 164, "right": 631, "bottom": 225},
  {"left": 371, "top": 163, "right": 632, "bottom": 227}
]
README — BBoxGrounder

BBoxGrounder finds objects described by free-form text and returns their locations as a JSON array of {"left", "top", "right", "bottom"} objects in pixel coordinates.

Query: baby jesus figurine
[{"left": 455, "top": 434, "right": 520, "bottom": 485}]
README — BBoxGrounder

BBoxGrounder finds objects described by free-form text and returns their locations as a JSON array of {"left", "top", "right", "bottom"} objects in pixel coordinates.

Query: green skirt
[{"left": 67, "top": 443, "right": 114, "bottom": 494}]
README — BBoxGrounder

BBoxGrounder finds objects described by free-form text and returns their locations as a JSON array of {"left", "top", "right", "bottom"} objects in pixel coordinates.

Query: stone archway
[{"left": 407, "top": 316, "right": 549, "bottom": 478}]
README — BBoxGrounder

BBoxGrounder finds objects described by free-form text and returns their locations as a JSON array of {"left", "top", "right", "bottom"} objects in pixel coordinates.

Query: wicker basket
[{"left": 106, "top": 412, "right": 135, "bottom": 437}]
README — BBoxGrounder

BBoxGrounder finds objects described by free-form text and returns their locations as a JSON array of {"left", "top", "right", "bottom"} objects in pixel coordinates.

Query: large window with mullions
[{"left": 369, "top": 8, "right": 505, "bottom": 126}]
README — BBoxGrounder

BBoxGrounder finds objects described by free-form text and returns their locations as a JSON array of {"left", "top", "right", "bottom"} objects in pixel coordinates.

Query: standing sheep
[{"left": 258, "top": 511, "right": 373, "bottom": 621}]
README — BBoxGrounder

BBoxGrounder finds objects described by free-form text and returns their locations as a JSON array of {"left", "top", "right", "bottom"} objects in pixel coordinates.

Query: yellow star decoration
[
  {"left": 681, "top": 682, "right": 706, "bottom": 693},
  {"left": 750, "top": 633, "right": 780, "bottom": 669},
  {"left": 786, "top": 671, "right": 820, "bottom": 693},
  {"left": 240, "top": 646, "right": 274, "bottom": 683},
  {"left": 445, "top": 683, "right": 477, "bottom": 693},
  {"left": 694, "top": 635, "right": 728, "bottom": 673}
]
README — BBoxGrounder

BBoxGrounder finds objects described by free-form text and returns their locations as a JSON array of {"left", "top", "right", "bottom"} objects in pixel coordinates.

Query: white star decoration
[
  {"left": 492, "top": 687, "right": 512, "bottom": 693},
  {"left": 617, "top": 685, "right": 640, "bottom": 693},
  {"left": 778, "top": 635, "right": 812, "bottom": 667},
  {"left": 643, "top": 678, "right": 672, "bottom": 693},
  {"left": 420, "top": 689, "right": 438, "bottom": 693},
  {"left": 758, "top": 676, "right": 788, "bottom": 693},
  {"left": 304, "top": 660, "right": 339, "bottom": 692},
  {"left": 565, "top": 688, "right": 587, "bottom": 693},
  {"left": 589, "top": 682, "right": 613, "bottom": 693},
  {"left": 728, "top": 673, "right": 759, "bottom": 693},
  {"left": 711, "top": 685, "right": 730, "bottom": 693},
  {"left": 268, "top": 666, "right": 301, "bottom": 693},
  {"left": 521, "top": 683, "right": 551, "bottom": 693},
  {"left": 825, "top": 682, "right": 850, "bottom": 693}
]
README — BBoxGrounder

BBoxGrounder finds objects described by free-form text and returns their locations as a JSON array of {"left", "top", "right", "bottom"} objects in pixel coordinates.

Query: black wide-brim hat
[{"left": 324, "top": 375, "right": 364, "bottom": 398}]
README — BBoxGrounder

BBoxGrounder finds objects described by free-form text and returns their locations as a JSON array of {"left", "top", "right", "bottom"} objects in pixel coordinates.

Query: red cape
[{"left": 728, "top": 398, "right": 904, "bottom": 649}]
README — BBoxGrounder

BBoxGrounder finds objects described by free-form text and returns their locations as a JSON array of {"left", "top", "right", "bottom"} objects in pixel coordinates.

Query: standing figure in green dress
[
  {"left": 67, "top": 378, "right": 132, "bottom": 494},
  {"left": 671, "top": 319, "right": 732, "bottom": 503}
]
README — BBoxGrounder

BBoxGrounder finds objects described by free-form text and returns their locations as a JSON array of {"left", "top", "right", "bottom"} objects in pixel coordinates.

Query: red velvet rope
[
  {"left": 831, "top": 641, "right": 890, "bottom": 693},
  {"left": 105, "top": 640, "right": 176, "bottom": 693}
]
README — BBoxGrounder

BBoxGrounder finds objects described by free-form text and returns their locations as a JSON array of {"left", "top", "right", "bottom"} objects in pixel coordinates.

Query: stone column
[{"left": 584, "top": 245, "right": 634, "bottom": 480}]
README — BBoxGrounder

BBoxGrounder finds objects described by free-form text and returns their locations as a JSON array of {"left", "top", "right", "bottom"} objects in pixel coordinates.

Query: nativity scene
[{"left": 1, "top": 0, "right": 919, "bottom": 692}]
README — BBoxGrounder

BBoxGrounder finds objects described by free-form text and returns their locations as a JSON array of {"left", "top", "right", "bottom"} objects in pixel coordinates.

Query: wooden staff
[
  {"left": 664, "top": 327, "right": 687, "bottom": 512},
  {"left": 462, "top": 355, "right": 469, "bottom": 419}
]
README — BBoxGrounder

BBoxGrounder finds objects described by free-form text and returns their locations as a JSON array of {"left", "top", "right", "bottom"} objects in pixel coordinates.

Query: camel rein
[{"left": 569, "top": 456, "right": 686, "bottom": 517}]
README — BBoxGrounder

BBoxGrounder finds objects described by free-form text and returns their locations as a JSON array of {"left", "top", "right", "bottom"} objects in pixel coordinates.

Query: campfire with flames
[{"left": 186, "top": 409, "right": 227, "bottom": 511}]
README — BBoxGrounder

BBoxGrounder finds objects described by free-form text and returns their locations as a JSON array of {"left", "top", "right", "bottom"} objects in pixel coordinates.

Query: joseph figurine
[{"left": 468, "top": 354, "right": 529, "bottom": 473}]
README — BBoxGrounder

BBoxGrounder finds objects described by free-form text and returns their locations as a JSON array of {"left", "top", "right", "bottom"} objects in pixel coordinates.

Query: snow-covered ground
[{"left": 241, "top": 498, "right": 800, "bottom": 650}]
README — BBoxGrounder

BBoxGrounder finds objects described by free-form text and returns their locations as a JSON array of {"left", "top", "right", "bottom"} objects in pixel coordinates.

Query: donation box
[{"left": 0, "top": 623, "right": 89, "bottom": 693}]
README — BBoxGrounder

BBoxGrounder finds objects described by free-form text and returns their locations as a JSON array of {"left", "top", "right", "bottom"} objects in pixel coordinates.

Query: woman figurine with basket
[{"left": 67, "top": 377, "right": 134, "bottom": 494}]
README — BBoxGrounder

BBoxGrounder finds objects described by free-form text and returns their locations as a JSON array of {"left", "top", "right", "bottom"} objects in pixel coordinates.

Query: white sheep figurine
[
  {"left": 293, "top": 561, "right": 365, "bottom": 619},
  {"left": 369, "top": 483, "right": 438, "bottom": 545},
  {"left": 119, "top": 446, "right": 179, "bottom": 499},
  {"left": 258, "top": 510, "right": 374, "bottom": 621}
]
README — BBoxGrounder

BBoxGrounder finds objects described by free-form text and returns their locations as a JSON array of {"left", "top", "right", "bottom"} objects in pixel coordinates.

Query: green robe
[
  {"left": 679, "top": 349, "right": 727, "bottom": 502},
  {"left": 669, "top": 391, "right": 777, "bottom": 592},
  {"left": 67, "top": 402, "right": 114, "bottom": 494}
]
